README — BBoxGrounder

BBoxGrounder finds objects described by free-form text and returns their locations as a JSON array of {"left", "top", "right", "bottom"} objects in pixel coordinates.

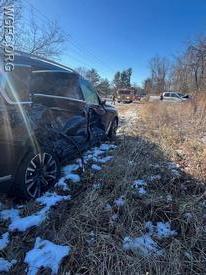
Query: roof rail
[{"left": 14, "top": 50, "right": 76, "bottom": 73}]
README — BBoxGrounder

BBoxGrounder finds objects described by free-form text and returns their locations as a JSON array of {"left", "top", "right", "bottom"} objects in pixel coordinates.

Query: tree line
[
  {"left": 0, "top": 1, "right": 138, "bottom": 97},
  {"left": 144, "top": 36, "right": 206, "bottom": 95},
  {"left": 2, "top": 1, "right": 205, "bottom": 96},
  {"left": 76, "top": 67, "right": 138, "bottom": 97}
]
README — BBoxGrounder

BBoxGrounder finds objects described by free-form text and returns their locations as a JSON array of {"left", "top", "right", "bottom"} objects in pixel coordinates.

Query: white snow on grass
[
  {"left": 55, "top": 177, "right": 70, "bottom": 191},
  {"left": 0, "top": 232, "right": 9, "bottom": 250},
  {"left": 0, "top": 258, "right": 16, "bottom": 272},
  {"left": 114, "top": 196, "right": 125, "bottom": 207},
  {"left": 138, "top": 187, "right": 147, "bottom": 195},
  {"left": 123, "top": 221, "right": 177, "bottom": 256},
  {"left": 92, "top": 182, "right": 102, "bottom": 190},
  {"left": 99, "top": 144, "right": 117, "bottom": 151},
  {"left": 56, "top": 163, "right": 81, "bottom": 191},
  {"left": 24, "top": 237, "right": 71, "bottom": 275},
  {"left": 148, "top": 175, "right": 162, "bottom": 182},
  {"left": 83, "top": 143, "right": 116, "bottom": 164},
  {"left": 86, "top": 231, "right": 96, "bottom": 246},
  {"left": 91, "top": 164, "right": 102, "bottom": 171},
  {"left": 123, "top": 235, "right": 163, "bottom": 256},
  {"left": 133, "top": 179, "right": 147, "bottom": 187},
  {"left": 0, "top": 208, "right": 20, "bottom": 221},
  {"left": 145, "top": 221, "right": 177, "bottom": 239},
  {"left": 8, "top": 211, "right": 46, "bottom": 232},
  {"left": 0, "top": 193, "right": 70, "bottom": 232},
  {"left": 97, "top": 156, "right": 113, "bottom": 163},
  {"left": 167, "top": 162, "right": 180, "bottom": 169},
  {"left": 65, "top": 173, "right": 80, "bottom": 183},
  {"left": 171, "top": 169, "right": 181, "bottom": 177},
  {"left": 166, "top": 162, "right": 181, "bottom": 177},
  {"left": 132, "top": 179, "right": 147, "bottom": 195},
  {"left": 36, "top": 192, "right": 71, "bottom": 208},
  {"left": 63, "top": 164, "right": 80, "bottom": 174}
]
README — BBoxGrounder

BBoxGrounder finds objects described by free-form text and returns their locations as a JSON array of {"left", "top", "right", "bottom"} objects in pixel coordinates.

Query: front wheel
[
  {"left": 16, "top": 151, "right": 60, "bottom": 199},
  {"left": 108, "top": 118, "right": 118, "bottom": 141}
]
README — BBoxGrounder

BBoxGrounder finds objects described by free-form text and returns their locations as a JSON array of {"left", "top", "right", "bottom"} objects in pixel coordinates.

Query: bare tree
[
  {"left": 171, "top": 36, "right": 206, "bottom": 93},
  {"left": 15, "top": 8, "right": 67, "bottom": 59},
  {"left": 149, "top": 56, "right": 169, "bottom": 94},
  {"left": 143, "top": 78, "right": 153, "bottom": 94}
]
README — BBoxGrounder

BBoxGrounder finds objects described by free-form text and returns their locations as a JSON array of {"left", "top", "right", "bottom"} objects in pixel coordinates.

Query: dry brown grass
[{"left": 1, "top": 97, "right": 206, "bottom": 274}]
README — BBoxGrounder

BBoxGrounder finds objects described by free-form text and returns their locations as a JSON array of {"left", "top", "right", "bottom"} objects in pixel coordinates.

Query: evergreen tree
[
  {"left": 113, "top": 68, "right": 133, "bottom": 90},
  {"left": 85, "top": 68, "right": 101, "bottom": 88},
  {"left": 97, "top": 79, "right": 111, "bottom": 96}
]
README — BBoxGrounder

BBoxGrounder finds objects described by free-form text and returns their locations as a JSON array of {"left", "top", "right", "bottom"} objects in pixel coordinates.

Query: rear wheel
[{"left": 16, "top": 151, "right": 60, "bottom": 199}]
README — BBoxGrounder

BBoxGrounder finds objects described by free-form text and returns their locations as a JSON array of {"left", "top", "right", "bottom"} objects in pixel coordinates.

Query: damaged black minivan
[{"left": 0, "top": 52, "right": 118, "bottom": 199}]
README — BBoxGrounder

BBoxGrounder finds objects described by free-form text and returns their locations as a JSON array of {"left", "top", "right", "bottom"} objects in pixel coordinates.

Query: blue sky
[{"left": 26, "top": 0, "right": 206, "bottom": 85}]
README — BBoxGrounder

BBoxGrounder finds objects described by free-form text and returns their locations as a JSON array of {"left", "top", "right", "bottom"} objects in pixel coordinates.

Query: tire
[
  {"left": 108, "top": 118, "right": 118, "bottom": 141},
  {"left": 15, "top": 150, "right": 60, "bottom": 199}
]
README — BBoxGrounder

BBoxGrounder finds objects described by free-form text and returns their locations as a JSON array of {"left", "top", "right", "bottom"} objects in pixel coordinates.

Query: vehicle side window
[
  {"left": 31, "top": 72, "right": 83, "bottom": 100},
  {"left": 171, "top": 93, "right": 178, "bottom": 98},
  {"left": 80, "top": 79, "right": 99, "bottom": 105},
  {"left": 4, "top": 66, "right": 31, "bottom": 103},
  {"left": 164, "top": 93, "right": 170, "bottom": 97}
]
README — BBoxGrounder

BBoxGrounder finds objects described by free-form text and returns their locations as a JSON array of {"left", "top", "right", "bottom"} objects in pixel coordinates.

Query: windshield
[
  {"left": 177, "top": 93, "right": 185, "bottom": 97},
  {"left": 118, "top": 90, "right": 133, "bottom": 95}
]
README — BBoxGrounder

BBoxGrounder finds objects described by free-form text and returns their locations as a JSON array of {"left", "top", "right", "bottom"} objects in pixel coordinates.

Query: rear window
[{"left": 31, "top": 72, "right": 83, "bottom": 100}]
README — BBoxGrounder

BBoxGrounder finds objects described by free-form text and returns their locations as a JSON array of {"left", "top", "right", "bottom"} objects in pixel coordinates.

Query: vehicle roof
[
  {"left": 0, "top": 49, "right": 77, "bottom": 74},
  {"left": 14, "top": 51, "right": 76, "bottom": 73},
  {"left": 118, "top": 88, "right": 133, "bottom": 91}
]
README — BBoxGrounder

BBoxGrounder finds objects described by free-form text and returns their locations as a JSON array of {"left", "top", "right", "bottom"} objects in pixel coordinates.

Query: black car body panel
[{"left": 0, "top": 52, "right": 118, "bottom": 193}]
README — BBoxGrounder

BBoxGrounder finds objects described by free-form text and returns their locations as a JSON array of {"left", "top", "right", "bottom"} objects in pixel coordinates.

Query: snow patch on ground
[
  {"left": 92, "top": 182, "right": 102, "bottom": 190},
  {"left": 84, "top": 143, "right": 116, "bottom": 164},
  {"left": 114, "top": 196, "right": 125, "bottom": 207},
  {"left": 148, "top": 175, "right": 162, "bottom": 182},
  {"left": 91, "top": 164, "right": 102, "bottom": 171},
  {"left": 56, "top": 143, "right": 116, "bottom": 190},
  {"left": 132, "top": 179, "right": 147, "bottom": 195},
  {"left": 145, "top": 221, "right": 177, "bottom": 239},
  {"left": 0, "top": 193, "right": 70, "bottom": 232},
  {"left": 0, "top": 258, "right": 16, "bottom": 272},
  {"left": 123, "top": 234, "right": 163, "bottom": 256},
  {"left": 86, "top": 231, "right": 96, "bottom": 246},
  {"left": 36, "top": 192, "right": 70, "bottom": 208},
  {"left": 56, "top": 163, "right": 81, "bottom": 191},
  {"left": 123, "top": 221, "right": 177, "bottom": 256},
  {"left": 166, "top": 162, "right": 181, "bottom": 177},
  {"left": 98, "top": 156, "right": 113, "bottom": 163},
  {"left": 99, "top": 144, "right": 117, "bottom": 151},
  {"left": 24, "top": 237, "right": 71, "bottom": 275},
  {"left": 0, "top": 208, "right": 20, "bottom": 221},
  {"left": 8, "top": 211, "right": 46, "bottom": 232},
  {"left": 0, "top": 232, "right": 9, "bottom": 250}
]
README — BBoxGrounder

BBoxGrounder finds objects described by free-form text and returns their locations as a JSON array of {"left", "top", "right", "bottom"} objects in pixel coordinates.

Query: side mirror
[{"left": 101, "top": 99, "right": 106, "bottom": 105}]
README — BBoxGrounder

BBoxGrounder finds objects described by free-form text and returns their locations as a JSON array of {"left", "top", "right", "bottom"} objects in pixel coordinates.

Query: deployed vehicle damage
[{"left": 0, "top": 52, "right": 118, "bottom": 199}]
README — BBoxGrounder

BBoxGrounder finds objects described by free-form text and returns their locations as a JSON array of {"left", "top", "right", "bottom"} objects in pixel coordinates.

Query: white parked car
[{"left": 162, "top": 92, "right": 190, "bottom": 102}]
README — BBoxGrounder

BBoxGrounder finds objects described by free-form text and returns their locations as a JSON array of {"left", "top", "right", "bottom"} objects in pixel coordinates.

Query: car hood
[{"left": 104, "top": 104, "right": 118, "bottom": 113}]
